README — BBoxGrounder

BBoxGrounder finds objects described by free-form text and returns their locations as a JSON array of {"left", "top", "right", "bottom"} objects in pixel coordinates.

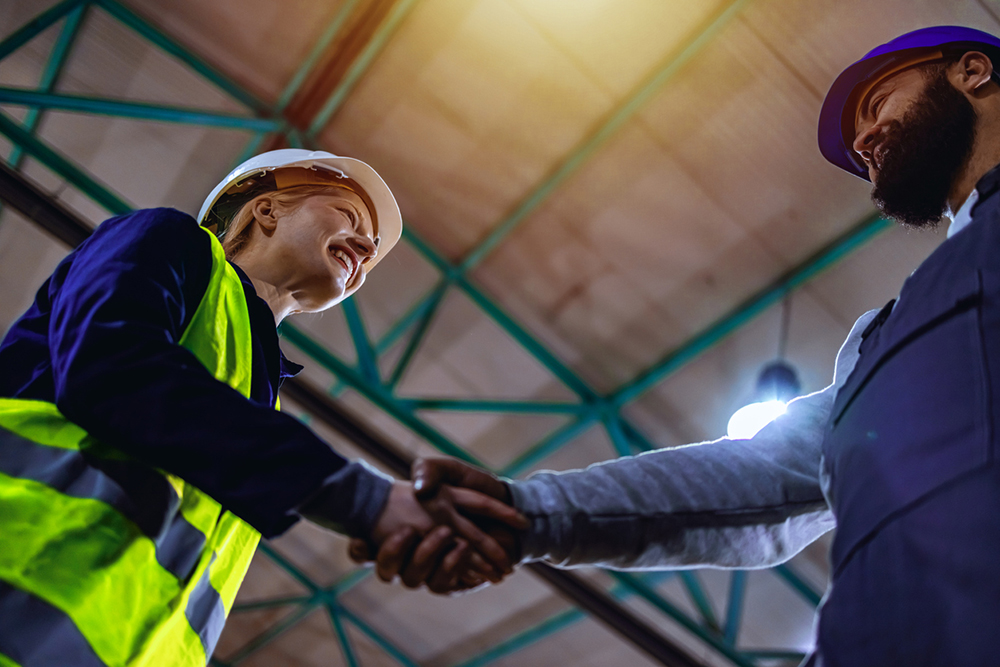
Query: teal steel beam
[
  {"left": 229, "top": 130, "right": 271, "bottom": 169},
  {"left": 342, "top": 297, "right": 381, "bottom": 384},
  {"left": 377, "top": 278, "right": 450, "bottom": 355},
  {"left": 450, "top": 572, "right": 673, "bottom": 667},
  {"left": 396, "top": 397, "right": 587, "bottom": 415},
  {"left": 0, "top": 109, "right": 131, "bottom": 214},
  {"left": 611, "top": 212, "right": 893, "bottom": 407},
  {"left": 275, "top": 0, "right": 363, "bottom": 112},
  {"left": 603, "top": 416, "right": 633, "bottom": 457},
  {"left": 8, "top": 3, "right": 88, "bottom": 168},
  {"left": 306, "top": 0, "right": 422, "bottom": 136},
  {"left": 451, "top": 608, "right": 585, "bottom": 667},
  {"left": 339, "top": 605, "right": 421, "bottom": 667},
  {"left": 723, "top": 571, "right": 747, "bottom": 646},
  {"left": 231, "top": 594, "right": 313, "bottom": 613},
  {"left": 457, "top": 0, "right": 751, "bottom": 272},
  {"left": 773, "top": 564, "right": 822, "bottom": 607},
  {"left": 609, "top": 572, "right": 756, "bottom": 667},
  {"left": 742, "top": 650, "right": 807, "bottom": 661},
  {"left": 328, "top": 603, "right": 361, "bottom": 667},
  {"left": 0, "top": 0, "right": 84, "bottom": 62},
  {"left": 219, "top": 604, "right": 318, "bottom": 666},
  {"left": 257, "top": 542, "right": 321, "bottom": 593},
  {"left": 281, "top": 322, "right": 485, "bottom": 464},
  {"left": 500, "top": 414, "right": 599, "bottom": 477},
  {"left": 387, "top": 280, "right": 448, "bottom": 389},
  {"left": 92, "top": 0, "right": 270, "bottom": 114},
  {"left": 679, "top": 571, "right": 720, "bottom": 632},
  {"left": 0, "top": 87, "right": 285, "bottom": 131}
]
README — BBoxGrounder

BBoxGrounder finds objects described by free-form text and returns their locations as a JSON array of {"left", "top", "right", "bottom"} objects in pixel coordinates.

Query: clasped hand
[{"left": 351, "top": 458, "right": 527, "bottom": 594}]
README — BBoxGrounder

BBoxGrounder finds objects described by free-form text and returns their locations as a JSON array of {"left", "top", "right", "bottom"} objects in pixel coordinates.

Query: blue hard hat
[{"left": 818, "top": 26, "right": 1000, "bottom": 180}]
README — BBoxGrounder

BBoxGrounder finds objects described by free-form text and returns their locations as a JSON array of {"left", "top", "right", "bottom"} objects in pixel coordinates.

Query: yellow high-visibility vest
[{"left": 0, "top": 227, "right": 262, "bottom": 667}]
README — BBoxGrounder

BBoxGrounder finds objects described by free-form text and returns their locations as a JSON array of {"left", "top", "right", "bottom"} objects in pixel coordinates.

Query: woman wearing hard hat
[{"left": 0, "top": 149, "right": 523, "bottom": 667}]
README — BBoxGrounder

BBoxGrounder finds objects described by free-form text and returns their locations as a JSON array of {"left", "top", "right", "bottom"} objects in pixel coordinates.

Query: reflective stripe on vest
[{"left": 0, "top": 227, "right": 262, "bottom": 667}]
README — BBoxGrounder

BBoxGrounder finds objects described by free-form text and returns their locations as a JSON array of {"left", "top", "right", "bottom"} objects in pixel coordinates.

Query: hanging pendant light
[
  {"left": 727, "top": 360, "right": 801, "bottom": 439},
  {"left": 726, "top": 295, "right": 801, "bottom": 440}
]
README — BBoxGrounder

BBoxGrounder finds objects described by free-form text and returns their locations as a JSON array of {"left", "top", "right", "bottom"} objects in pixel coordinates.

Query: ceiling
[{"left": 1, "top": 0, "right": 994, "bottom": 665}]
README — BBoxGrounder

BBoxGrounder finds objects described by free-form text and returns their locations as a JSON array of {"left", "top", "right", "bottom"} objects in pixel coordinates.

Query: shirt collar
[{"left": 946, "top": 188, "right": 979, "bottom": 239}]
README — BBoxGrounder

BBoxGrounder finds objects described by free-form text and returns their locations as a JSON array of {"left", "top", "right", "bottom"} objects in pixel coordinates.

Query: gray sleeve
[
  {"left": 509, "top": 310, "right": 879, "bottom": 571},
  {"left": 509, "top": 386, "right": 836, "bottom": 570}
]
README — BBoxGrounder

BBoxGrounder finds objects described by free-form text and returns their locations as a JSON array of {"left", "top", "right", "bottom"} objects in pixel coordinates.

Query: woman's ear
[{"left": 251, "top": 195, "right": 279, "bottom": 236}]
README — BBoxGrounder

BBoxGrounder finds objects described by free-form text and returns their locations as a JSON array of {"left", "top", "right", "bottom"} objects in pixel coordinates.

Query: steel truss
[{"left": 0, "top": 0, "right": 877, "bottom": 663}]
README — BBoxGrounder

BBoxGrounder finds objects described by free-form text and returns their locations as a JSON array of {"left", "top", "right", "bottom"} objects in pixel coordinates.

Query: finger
[
  {"left": 449, "top": 487, "right": 529, "bottom": 529},
  {"left": 412, "top": 458, "right": 507, "bottom": 501},
  {"left": 427, "top": 539, "right": 469, "bottom": 594},
  {"left": 466, "top": 550, "right": 501, "bottom": 582},
  {"left": 444, "top": 509, "right": 512, "bottom": 574},
  {"left": 375, "top": 527, "right": 419, "bottom": 583},
  {"left": 400, "top": 525, "right": 453, "bottom": 588},
  {"left": 348, "top": 538, "right": 372, "bottom": 564}
]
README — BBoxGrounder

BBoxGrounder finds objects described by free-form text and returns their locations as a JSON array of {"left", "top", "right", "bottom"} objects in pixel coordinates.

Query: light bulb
[{"left": 727, "top": 400, "right": 787, "bottom": 440}]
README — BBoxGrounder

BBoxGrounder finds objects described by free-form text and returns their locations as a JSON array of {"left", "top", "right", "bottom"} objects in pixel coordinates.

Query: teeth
[{"left": 333, "top": 248, "right": 354, "bottom": 276}]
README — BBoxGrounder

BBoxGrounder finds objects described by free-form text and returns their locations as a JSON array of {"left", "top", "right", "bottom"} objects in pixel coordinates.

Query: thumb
[{"left": 412, "top": 457, "right": 451, "bottom": 498}]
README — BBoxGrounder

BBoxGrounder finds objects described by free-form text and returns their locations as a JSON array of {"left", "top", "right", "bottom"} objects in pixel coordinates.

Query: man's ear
[
  {"left": 251, "top": 195, "right": 279, "bottom": 236},
  {"left": 955, "top": 51, "right": 994, "bottom": 95}
]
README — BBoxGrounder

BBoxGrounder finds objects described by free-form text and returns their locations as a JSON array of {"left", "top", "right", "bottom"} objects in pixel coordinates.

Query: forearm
[{"left": 509, "top": 387, "right": 836, "bottom": 570}]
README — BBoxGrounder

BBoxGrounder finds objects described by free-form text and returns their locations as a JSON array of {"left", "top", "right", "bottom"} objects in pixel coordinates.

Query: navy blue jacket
[{"left": 0, "top": 208, "right": 390, "bottom": 538}]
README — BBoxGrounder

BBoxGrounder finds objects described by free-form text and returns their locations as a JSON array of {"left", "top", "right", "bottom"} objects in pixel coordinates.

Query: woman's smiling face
[{"left": 255, "top": 188, "right": 378, "bottom": 313}]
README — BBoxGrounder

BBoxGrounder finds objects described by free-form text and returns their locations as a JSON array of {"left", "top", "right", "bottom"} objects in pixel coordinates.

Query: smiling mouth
[{"left": 330, "top": 246, "right": 357, "bottom": 281}]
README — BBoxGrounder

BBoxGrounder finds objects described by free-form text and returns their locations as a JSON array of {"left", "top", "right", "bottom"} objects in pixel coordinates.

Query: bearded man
[{"left": 360, "top": 26, "right": 1000, "bottom": 667}]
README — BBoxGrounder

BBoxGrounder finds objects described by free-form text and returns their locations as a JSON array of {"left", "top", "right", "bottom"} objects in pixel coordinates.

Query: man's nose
[{"left": 853, "top": 124, "right": 881, "bottom": 165}]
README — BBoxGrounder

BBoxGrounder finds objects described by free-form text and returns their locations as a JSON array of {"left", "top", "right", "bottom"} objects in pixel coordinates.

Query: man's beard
[{"left": 870, "top": 68, "right": 978, "bottom": 229}]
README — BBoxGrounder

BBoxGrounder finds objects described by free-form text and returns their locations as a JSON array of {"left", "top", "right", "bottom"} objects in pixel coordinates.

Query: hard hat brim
[{"left": 198, "top": 150, "right": 402, "bottom": 271}]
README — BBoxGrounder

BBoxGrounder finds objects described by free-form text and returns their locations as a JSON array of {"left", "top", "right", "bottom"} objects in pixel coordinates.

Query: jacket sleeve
[
  {"left": 508, "top": 310, "right": 879, "bottom": 571},
  {"left": 49, "top": 208, "right": 391, "bottom": 538},
  {"left": 509, "top": 387, "right": 836, "bottom": 570}
]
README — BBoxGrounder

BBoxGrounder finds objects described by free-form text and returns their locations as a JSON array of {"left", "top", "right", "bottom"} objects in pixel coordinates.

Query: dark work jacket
[
  {"left": 0, "top": 208, "right": 390, "bottom": 538},
  {"left": 817, "top": 166, "right": 1000, "bottom": 666}
]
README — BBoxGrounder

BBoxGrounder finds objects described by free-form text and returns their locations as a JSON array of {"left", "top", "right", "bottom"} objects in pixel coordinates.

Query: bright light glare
[{"left": 727, "top": 400, "right": 787, "bottom": 440}]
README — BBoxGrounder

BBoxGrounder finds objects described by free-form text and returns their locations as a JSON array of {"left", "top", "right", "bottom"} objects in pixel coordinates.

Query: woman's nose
[{"left": 349, "top": 234, "right": 377, "bottom": 263}]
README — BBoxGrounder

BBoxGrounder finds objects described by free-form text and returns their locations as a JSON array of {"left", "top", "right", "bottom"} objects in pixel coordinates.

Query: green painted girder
[
  {"left": 610, "top": 213, "right": 892, "bottom": 408},
  {"left": 275, "top": 0, "right": 363, "bottom": 113},
  {"left": 610, "top": 572, "right": 756, "bottom": 667},
  {"left": 457, "top": 0, "right": 752, "bottom": 273},
  {"left": 0, "top": 109, "right": 131, "bottom": 214},
  {"left": 0, "top": 87, "right": 286, "bottom": 131},
  {"left": 281, "top": 322, "right": 485, "bottom": 465},
  {"left": 386, "top": 280, "right": 449, "bottom": 389},
  {"left": 365, "top": 0, "right": 753, "bottom": 413},
  {"left": 327, "top": 603, "right": 361, "bottom": 667},
  {"left": 91, "top": 0, "right": 270, "bottom": 115},
  {"left": 724, "top": 570, "right": 747, "bottom": 646},
  {"left": 217, "top": 604, "right": 318, "bottom": 666},
  {"left": 773, "top": 564, "right": 822, "bottom": 607},
  {"left": 306, "top": 0, "right": 423, "bottom": 136},
  {"left": 7, "top": 3, "right": 88, "bottom": 168},
  {"left": 397, "top": 397, "right": 588, "bottom": 415},
  {"left": 342, "top": 296, "right": 381, "bottom": 385},
  {"left": 337, "top": 605, "right": 421, "bottom": 667},
  {"left": 500, "top": 414, "right": 598, "bottom": 477},
  {"left": 0, "top": 0, "right": 86, "bottom": 62}
]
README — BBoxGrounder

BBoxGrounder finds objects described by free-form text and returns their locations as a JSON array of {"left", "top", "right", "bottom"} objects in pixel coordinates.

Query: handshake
[{"left": 350, "top": 458, "right": 529, "bottom": 594}]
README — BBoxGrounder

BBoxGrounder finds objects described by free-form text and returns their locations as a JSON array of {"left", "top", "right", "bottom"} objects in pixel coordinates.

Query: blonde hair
[{"left": 220, "top": 185, "right": 338, "bottom": 261}]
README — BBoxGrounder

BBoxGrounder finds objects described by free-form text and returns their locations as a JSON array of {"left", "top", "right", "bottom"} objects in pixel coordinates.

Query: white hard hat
[{"left": 198, "top": 149, "right": 402, "bottom": 271}]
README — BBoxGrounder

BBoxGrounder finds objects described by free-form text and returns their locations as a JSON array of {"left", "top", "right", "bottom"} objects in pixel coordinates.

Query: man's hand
[{"left": 352, "top": 458, "right": 528, "bottom": 594}]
